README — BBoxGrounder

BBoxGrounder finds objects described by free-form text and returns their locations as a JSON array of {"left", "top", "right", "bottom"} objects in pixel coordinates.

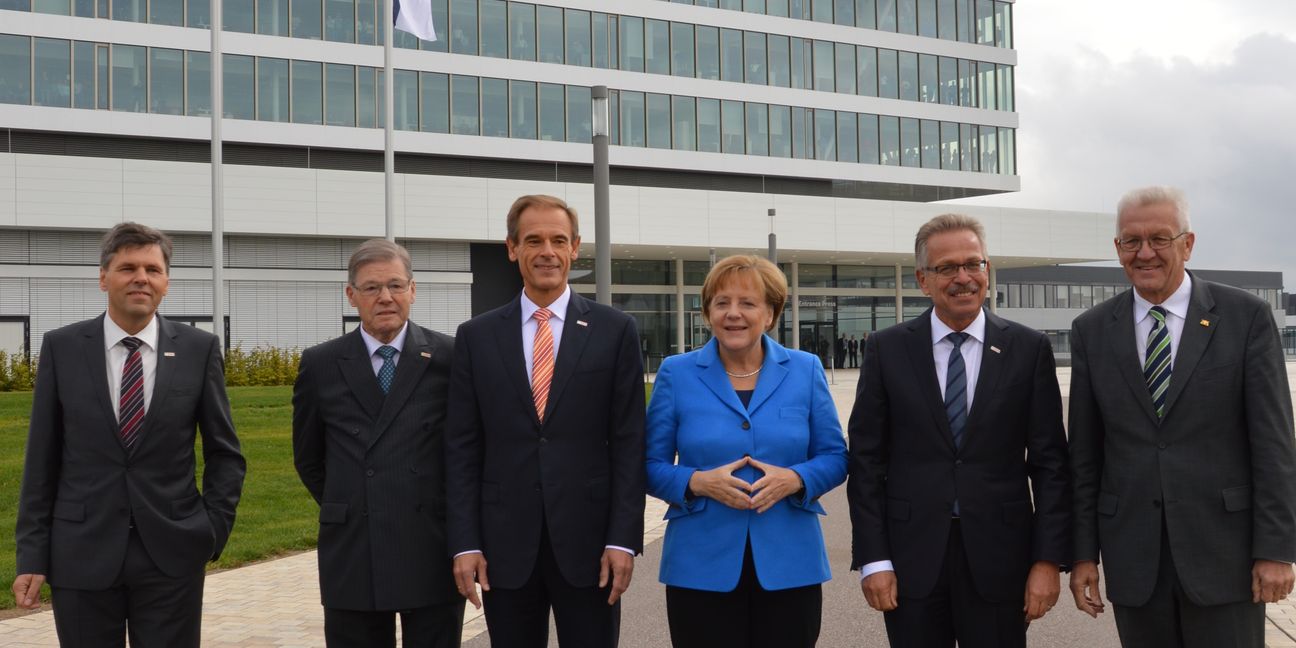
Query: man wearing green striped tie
[{"left": 1068, "top": 186, "right": 1296, "bottom": 648}]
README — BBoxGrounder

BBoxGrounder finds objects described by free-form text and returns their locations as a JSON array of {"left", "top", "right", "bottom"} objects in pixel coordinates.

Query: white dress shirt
[
  {"left": 860, "top": 309, "right": 987, "bottom": 581},
  {"left": 456, "top": 286, "right": 633, "bottom": 559},
  {"left": 1133, "top": 273, "right": 1191, "bottom": 369},
  {"left": 104, "top": 314, "right": 160, "bottom": 421},
  {"left": 520, "top": 286, "right": 570, "bottom": 386},
  {"left": 359, "top": 321, "right": 409, "bottom": 376}
]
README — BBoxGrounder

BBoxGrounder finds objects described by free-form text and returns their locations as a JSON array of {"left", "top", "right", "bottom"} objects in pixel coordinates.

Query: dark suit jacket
[
  {"left": 16, "top": 314, "right": 246, "bottom": 589},
  {"left": 292, "top": 323, "right": 458, "bottom": 611},
  {"left": 446, "top": 291, "right": 646, "bottom": 590},
  {"left": 847, "top": 308, "right": 1071, "bottom": 602},
  {"left": 1070, "top": 274, "right": 1296, "bottom": 607}
]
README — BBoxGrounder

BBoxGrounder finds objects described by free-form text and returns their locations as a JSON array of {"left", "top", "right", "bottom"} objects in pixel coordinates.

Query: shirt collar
[
  {"left": 104, "top": 312, "right": 160, "bottom": 352},
  {"left": 930, "top": 308, "right": 986, "bottom": 347},
  {"left": 1133, "top": 272, "right": 1193, "bottom": 324},
  {"left": 520, "top": 285, "right": 571, "bottom": 324},
  {"left": 359, "top": 321, "right": 409, "bottom": 358}
]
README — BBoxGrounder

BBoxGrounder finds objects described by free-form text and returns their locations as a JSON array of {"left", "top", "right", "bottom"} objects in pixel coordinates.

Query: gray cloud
[{"left": 956, "top": 32, "right": 1296, "bottom": 290}]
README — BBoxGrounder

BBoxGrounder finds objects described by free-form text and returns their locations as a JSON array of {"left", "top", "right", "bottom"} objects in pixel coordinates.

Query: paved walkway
[{"left": 2, "top": 363, "right": 1295, "bottom": 646}]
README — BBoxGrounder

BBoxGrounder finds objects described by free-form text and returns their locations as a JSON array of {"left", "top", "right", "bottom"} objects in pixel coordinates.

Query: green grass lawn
[
  {"left": 0, "top": 386, "right": 317, "bottom": 610},
  {"left": 1, "top": 383, "right": 657, "bottom": 609}
]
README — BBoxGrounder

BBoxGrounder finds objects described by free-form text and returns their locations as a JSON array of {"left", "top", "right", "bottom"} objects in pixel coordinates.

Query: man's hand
[
  {"left": 599, "top": 549, "right": 635, "bottom": 605},
  {"left": 1069, "top": 560, "right": 1105, "bottom": 618},
  {"left": 1023, "top": 561, "right": 1060, "bottom": 621},
  {"left": 748, "top": 458, "right": 804, "bottom": 514},
  {"left": 1252, "top": 559, "right": 1294, "bottom": 603},
  {"left": 453, "top": 553, "right": 490, "bottom": 609},
  {"left": 12, "top": 574, "right": 46, "bottom": 610},
  {"left": 688, "top": 457, "right": 753, "bottom": 510},
  {"left": 861, "top": 570, "right": 898, "bottom": 612}
]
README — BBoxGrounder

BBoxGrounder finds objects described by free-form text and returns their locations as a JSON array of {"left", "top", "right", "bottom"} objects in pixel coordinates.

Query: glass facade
[{"left": 0, "top": 1, "right": 1015, "bottom": 112}]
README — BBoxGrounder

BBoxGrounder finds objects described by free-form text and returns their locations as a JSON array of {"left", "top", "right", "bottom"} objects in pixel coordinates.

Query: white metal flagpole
[
  {"left": 210, "top": 0, "right": 225, "bottom": 350},
  {"left": 383, "top": 0, "right": 396, "bottom": 241}
]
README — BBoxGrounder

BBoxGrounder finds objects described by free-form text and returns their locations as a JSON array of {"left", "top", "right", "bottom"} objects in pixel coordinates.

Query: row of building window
[
  {"left": 0, "top": 34, "right": 1017, "bottom": 173},
  {"left": 571, "top": 259, "right": 922, "bottom": 289},
  {"left": 997, "top": 283, "right": 1284, "bottom": 312},
  {"left": 0, "top": 0, "right": 1015, "bottom": 111},
  {"left": 660, "top": 0, "right": 1012, "bottom": 49}
]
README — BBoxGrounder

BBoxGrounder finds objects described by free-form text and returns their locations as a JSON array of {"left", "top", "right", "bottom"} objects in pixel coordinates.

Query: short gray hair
[
  {"left": 1116, "top": 186, "right": 1191, "bottom": 234},
  {"left": 914, "top": 213, "right": 987, "bottom": 270},
  {"left": 348, "top": 239, "right": 413, "bottom": 285}
]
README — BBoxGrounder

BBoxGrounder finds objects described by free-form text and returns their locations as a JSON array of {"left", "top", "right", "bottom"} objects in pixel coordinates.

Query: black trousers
[
  {"left": 481, "top": 525, "right": 620, "bottom": 648},
  {"left": 324, "top": 599, "right": 466, "bottom": 648},
  {"left": 665, "top": 540, "right": 822, "bottom": 648},
  {"left": 1112, "top": 527, "right": 1264, "bottom": 648},
  {"left": 51, "top": 527, "right": 205, "bottom": 648},
  {"left": 882, "top": 520, "right": 1027, "bottom": 648}
]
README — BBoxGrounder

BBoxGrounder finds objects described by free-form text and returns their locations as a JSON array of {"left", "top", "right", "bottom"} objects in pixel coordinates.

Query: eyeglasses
[
  {"left": 352, "top": 280, "right": 411, "bottom": 298},
  {"left": 1115, "top": 232, "right": 1188, "bottom": 253},
  {"left": 923, "top": 260, "right": 988, "bottom": 278}
]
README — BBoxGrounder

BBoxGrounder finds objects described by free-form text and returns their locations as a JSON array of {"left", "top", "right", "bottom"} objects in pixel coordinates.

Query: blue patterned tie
[
  {"left": 1144, "top": 306, "right": 1172, "bottom": 418},
  {"left": 945, "top": 332, "right": 969, "bottom": 449},
  {"left": 376, "top": 345, "right": 397, "bottom": 394}
]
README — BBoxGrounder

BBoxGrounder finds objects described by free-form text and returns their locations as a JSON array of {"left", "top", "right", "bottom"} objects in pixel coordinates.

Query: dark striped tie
[
  {"left": 118, "top": 337, "right": 146, "bottom": 448},
  {"left": 945, "top": 332, "right": 970, "bottom": 449},
  {"left": 1144, "top": 306, "right": 1172, "bottom": 417},
  {"left": 376, "top": 345, "right": 397, "bottom": 394}
]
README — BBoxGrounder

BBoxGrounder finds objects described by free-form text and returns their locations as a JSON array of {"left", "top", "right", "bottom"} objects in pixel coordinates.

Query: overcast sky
[{"left": 951, "top": 0, "right": 1296, "bottom": 290}]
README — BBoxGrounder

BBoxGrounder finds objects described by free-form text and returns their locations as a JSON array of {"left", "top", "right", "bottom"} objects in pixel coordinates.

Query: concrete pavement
[{"left": 3, "top": 363, "right": 1295, "bottom": 646}]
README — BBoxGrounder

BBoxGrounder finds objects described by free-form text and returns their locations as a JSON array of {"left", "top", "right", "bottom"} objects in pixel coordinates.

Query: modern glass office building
[{"left": 0, "top": 0, "right": 1113, "bottom": 363}]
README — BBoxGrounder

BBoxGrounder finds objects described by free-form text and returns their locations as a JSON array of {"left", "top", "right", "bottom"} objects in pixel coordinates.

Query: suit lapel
[
  {"left": 337, "top": 330, "right": 384, "bottom": 423},
  {"left": 495, "top": 296, "right": 540, "bottom": 427},
  {"left": 694, "top": 339, "right": 749, "bottom": 419},
  {"left": 966, "top": 310, "right": 1009, "bottom": 439},
  {"left": 542, "top": 293, "right": 592, "bottom": 425},
  {"left": 746, "top": 336, "right": 789, "bottom": 415},
  {"left": 1106, "top": 291, "right": 1161, "bottom": 425},
  {"left": 81, "top": 315, "right": 122, "bottom": 447},
  {"left": 369, "top": 324, "right": 434, "bottom": 448},
  {"left": 902, "top": 311, "right": 955, "bottom": 451},
  {"left": 1161, "top": 276, "right": 1216, "bottom": 418}
]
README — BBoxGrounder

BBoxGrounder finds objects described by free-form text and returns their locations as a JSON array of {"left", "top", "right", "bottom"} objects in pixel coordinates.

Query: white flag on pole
[{"left": 394, "top": 0, "right": 437, "bottom": 41}]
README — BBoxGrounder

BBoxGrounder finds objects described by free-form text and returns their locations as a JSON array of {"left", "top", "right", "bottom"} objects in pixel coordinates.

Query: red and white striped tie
[
  {"left": 118, "top": 337, "right": 146, "bottom": 448},
  {"left": 531, "top": 308, "right": 554, "bottom": 422}
]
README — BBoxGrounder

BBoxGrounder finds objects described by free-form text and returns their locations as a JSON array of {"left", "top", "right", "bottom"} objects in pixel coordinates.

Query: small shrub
[
  {"left": 224, "top": 346, "right": 301, "bottom": 386},
  {"left": 0, "top": 351, "right": 36, "bottom": 392}
]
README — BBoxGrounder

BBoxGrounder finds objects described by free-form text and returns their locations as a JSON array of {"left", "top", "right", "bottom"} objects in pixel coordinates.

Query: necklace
[{"left": 724, "top": 366, "right": 762, "bottom": 378}]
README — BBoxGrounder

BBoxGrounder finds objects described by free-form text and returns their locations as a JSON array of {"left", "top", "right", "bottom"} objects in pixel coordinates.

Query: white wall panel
[
  {"left": 702, "top": 191, "right": 777, "bottom": 250},
  {"left": 28, "top": 278, "right": 106, "bottom": 353},
  {"left": 16, "top": 154, "right": 124, "bottom": 228},
  {"left": 0, "top": 154, "right": 17, "bottom": 226},
  {"left": 0, "top": 278, "right": 30, "bottom": 314},
  {"left": 403, "top": 175, "right": 490, "bottom": 240},
  {"left": 408, "top": 284, "right": 473, "bottom": 336},
  {"left": 485, "top": 179, "right": 566, "bottom": 241},
  {"left": 223, "top": 166, "right": 318, "bottom": 234},
  {"left": 229, "top": 280, "right": 346, "bottom": 349},
  {"left": 316, "top": 169, "right": 386, "bottom": 237},
  {"left": 122, "top": 159, "right": 211, "bottom": 231}
]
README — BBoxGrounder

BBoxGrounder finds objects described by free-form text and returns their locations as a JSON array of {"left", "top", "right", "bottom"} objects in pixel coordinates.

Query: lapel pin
[
  {"left": 420, "top": 351, "right": 432, "bottom": 358},
  {"left": 990, "top": 346, "right": 1001, "bottom": 354},
  {"left": 576, "top": 320, "right": 589, "bottom": 327},
  {"left": 1200, "top": 319, "right": 1210, "bottom": 327},
  {"left": 163, "top": 351, "right": 176, "bottom": 357}
]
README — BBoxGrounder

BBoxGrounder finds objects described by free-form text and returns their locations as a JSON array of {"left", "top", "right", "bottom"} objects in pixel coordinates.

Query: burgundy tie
[{"left": 118, "top": 337, "right": 146, "bottom": 448}]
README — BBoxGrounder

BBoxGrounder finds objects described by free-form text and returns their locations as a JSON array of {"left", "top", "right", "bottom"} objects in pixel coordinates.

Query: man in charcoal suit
[
  {"left": 293, "top": 239, "right": 462, "bottom": 647},
  {"left": 14, "top": 222, "right": 245, "bottom": 647}
]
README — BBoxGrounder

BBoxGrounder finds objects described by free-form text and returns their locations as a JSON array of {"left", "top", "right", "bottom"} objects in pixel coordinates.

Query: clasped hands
[{"left": 687, "top": 456, "right": 803, "bottom": 513}]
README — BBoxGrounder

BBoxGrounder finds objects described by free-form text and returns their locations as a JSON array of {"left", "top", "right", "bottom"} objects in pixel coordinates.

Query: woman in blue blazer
[{"left": 646, "top": 255, "right": 847, "bottom": 648}]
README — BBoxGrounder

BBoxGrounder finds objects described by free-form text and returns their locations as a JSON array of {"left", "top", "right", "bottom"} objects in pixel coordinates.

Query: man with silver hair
[
  {"left": 1069, "top": 187, "right": 1296, "bottom": 647},
  {"left": 293, "top": 239, "right": 462, "bottom": 647},
  {"left": 848, "top": 213, "right": 1071, "bottom": 647}
]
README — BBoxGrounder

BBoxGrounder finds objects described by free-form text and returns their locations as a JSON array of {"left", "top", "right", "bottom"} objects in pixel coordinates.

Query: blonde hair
[{"left": 701, "top": 255, "right": 787, "bottom": 332}]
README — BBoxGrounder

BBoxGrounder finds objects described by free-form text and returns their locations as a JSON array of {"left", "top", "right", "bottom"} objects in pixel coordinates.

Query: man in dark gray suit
[
  {"left": 14, "top": 222, "right": 246, "bottom": 647},
  {"left": 293, "top": 239, "right": 462, "bottom": 647},
  {"left": 1069, "top": 186, "right": 1296, "bottom": 647}
]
